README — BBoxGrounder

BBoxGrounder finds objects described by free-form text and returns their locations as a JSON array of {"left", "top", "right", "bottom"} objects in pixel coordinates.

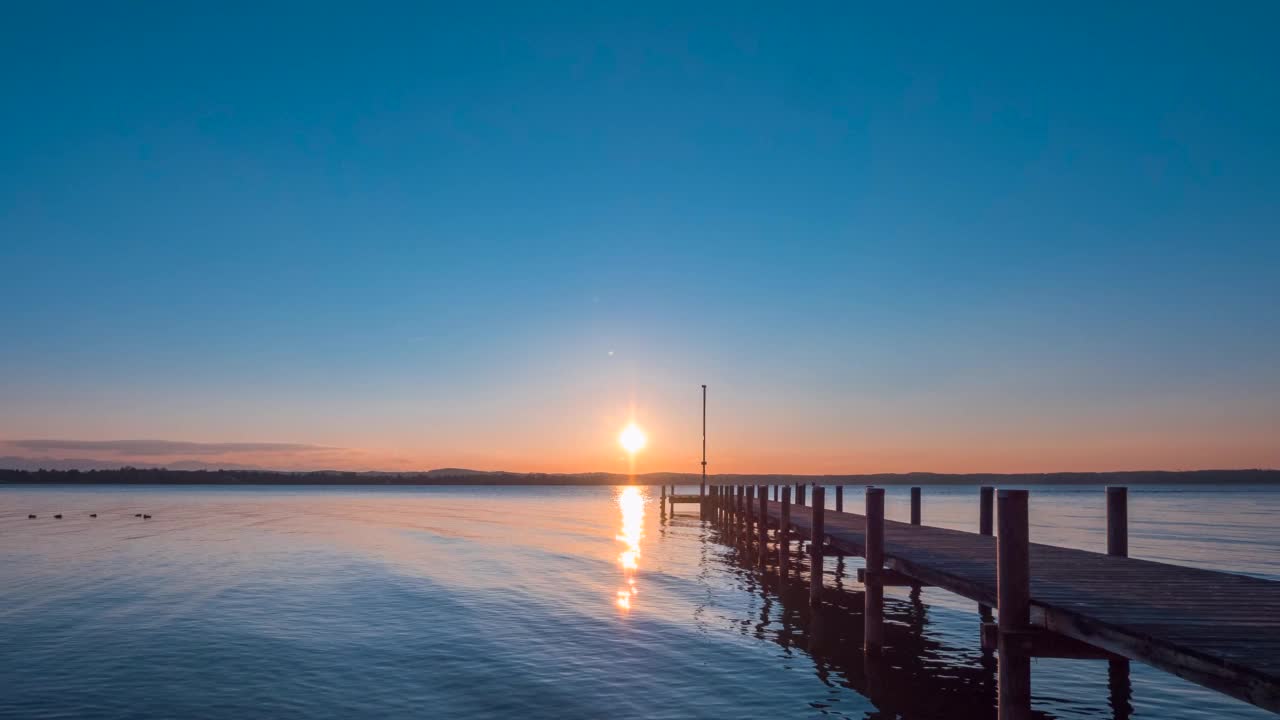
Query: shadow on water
[{"left": 676, "top": 511, "right": 1138, "bottom": 720}]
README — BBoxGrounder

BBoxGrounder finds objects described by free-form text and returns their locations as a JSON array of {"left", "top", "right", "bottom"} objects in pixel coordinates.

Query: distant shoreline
[{"left": 1, "top": 468, "right": 1277, "bottom": 486}]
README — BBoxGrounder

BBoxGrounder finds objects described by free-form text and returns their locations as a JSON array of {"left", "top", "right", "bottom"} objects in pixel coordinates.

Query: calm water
[{"left": 1, "top": 484, "right": 1276, "bottom": 719}]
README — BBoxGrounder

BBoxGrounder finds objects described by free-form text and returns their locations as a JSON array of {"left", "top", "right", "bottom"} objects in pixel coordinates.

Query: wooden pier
[{"left": 700, "top": 484, "right": 1280, "bottom": 716}]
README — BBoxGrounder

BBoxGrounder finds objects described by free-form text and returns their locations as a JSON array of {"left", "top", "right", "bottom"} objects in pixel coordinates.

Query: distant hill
[{"left": 0, "top": 466, "right": 1276, "bottom": 486}]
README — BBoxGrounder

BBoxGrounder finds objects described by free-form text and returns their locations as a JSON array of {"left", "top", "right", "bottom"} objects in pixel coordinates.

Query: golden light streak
[{"left": 614, "top": 486, "right": 645, "bottom": 611}]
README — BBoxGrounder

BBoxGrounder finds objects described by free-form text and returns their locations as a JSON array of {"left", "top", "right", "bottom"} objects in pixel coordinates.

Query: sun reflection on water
[{"left": 615, "top": 486, "right": 645, "bottom": 611}]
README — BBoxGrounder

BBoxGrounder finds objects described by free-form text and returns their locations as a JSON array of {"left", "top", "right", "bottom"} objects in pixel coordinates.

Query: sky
[{"left": 2, "top": 2, "right": 1277, "bottom": 474}]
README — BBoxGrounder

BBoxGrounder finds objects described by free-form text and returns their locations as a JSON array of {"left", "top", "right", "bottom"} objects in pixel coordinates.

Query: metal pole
[{"left": 700, "top": 384, "right": 707, "bottom": 519}]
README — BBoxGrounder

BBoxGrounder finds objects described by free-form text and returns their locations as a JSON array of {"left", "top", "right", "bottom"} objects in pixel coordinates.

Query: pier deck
[{"left": 757, "top": 499, "right": 1280, "bottom": 712}]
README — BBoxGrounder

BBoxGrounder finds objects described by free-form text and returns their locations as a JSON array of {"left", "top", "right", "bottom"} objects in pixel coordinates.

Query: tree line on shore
[{"left": 1, "top": 467, "right": 1277, "bottom": 486}]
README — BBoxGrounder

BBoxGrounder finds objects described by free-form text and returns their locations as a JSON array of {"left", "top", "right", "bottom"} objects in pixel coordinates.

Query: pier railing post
[
  {"left": 997, "top": 489, "right": 1031, "bottom": 720},
  {"left": 779, "top": 486, "right": 791, "bottom": 575},
  {"left": 865, "top": 486, "right": 885, "bottom": 654},
  {"left": 758, "top": 484, "right": 768, "bottom": 569},
  {"left": 910, "top": 486, "right": 922, "bottom": 525},
  {"left": 835, "top": 485, "right": 843, "bottom": 513},
  {"left": 1107, "top": 487, "right": 1128, "bottom": 558},
  {"left": 810, "top": 485, "right": 825, "bottom": 606}
]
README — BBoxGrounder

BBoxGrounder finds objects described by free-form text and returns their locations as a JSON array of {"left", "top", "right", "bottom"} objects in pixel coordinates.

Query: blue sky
[{"left": 2, "top": 3, "right": 1277, "bottom": 472}]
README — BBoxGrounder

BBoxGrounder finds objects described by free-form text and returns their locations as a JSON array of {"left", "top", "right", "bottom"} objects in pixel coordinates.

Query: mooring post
[
  {"left": 835, "top": 485, "right": 844, "bottom": 513},
  {"left": 779, "top": 485, "right": 792, "bottom": 575},
  {"left": 1107, "top": 486, "right": 1128, "bottom": 558},
  {"left": 865, "top": 486, "right": 885, "bottom": 654},
  {"left": 810, "top": 485, "right": 825, "bottom": 605},
  {"left": 910, "top": 486, "right": 922, "bottom": 525},
  {"left": 758, "top": 484, "right": 768, "bottom": 569},
  {"left": 997, "top": 489, "right": 1031, "bottom": 720},
  {"left": 660, "top": 484, "right": 667, "bottom": 521}
]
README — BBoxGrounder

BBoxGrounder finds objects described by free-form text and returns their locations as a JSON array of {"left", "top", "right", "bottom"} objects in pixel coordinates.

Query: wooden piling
[
  {"left": 978, "top": 485, "right": 996, "bottom": 619},
  {"left": 810, "top": 485, "right": 825, "bottom": 605},
  {"left": 865, "top": 486, "right": 885, "bottom": 654},
  {"left": 997, "top": 489, "right": 1031, "bottom": 720},
  {"left": 779, "top": 485, "right": 791, "bottom": 575},
  {"left": 746, "top": 485, "right": 756, "bottom": 553},
  {"left": 980, "top": 485, "right": 994, "bottom": 536},
  {"left": 1107, "top": 486, "right": 1128, "bottom": 558},
  {"left": 757, "top": 484, "right": 768, "bottom": 569},
  {"left": 1105, "top": 486, "right": 1134, "bottom": 701},
  {"left": 835, "top": 485, "right": 844, "bottom": 512},
  {"left": 910, "top": 486, "right": 922, "bottom": 525},
  {"left": 797, "top": 483, "right": 806, "bottom": 507}
]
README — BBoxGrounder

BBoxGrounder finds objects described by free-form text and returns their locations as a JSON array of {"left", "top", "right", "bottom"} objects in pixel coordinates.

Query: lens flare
[{"left": 619, "top": 424, "right": 647, "bottom": 454}]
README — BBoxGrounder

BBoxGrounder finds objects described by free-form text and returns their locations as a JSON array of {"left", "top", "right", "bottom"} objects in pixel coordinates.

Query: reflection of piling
[
  {"left": 810, "top": 485, "right": 825, "bottom": 606},
  {"left": 996, "top": 489, "right": 1031, "bottom": 720},
  {"left": 864, "top": 487, "right": 885, "bottom": 654}
]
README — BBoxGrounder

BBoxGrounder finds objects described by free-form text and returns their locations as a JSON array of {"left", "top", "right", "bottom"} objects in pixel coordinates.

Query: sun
[{"left": 619, "top": 424, "right": 647, "bottom": 454}]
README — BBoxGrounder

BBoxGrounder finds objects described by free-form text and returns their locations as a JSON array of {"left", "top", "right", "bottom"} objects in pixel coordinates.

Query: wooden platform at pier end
[{"left": 761, "top": 500, "right": 1280, "bottom": 712}]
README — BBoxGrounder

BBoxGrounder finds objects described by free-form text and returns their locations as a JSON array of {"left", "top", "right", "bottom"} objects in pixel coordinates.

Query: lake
[{"left": 1, "top": 484, "right": 1276, "bottom": 719}]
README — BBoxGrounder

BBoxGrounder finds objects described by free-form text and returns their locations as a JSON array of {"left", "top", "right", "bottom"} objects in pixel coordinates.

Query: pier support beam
[
  {"left": 835, "top": 485, "right": 843, "bottom": 513},
  {"left": 865, "top": 486, "right": 885, "bottom": 654},
  {"left": 997, "top": 489, "right": 1031, "bottom": 720},
  {"left": 910, "top": 486, "right": 921, "bottom": 525},
  {"left": 779, "top": 485, "right": 791, "bottom": 575},
  {"left": 810, "top": 485, "right": 825, "bottom": 606},
  {"left": 757, "top": 485, "right": 768, "bottom": 569}
]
